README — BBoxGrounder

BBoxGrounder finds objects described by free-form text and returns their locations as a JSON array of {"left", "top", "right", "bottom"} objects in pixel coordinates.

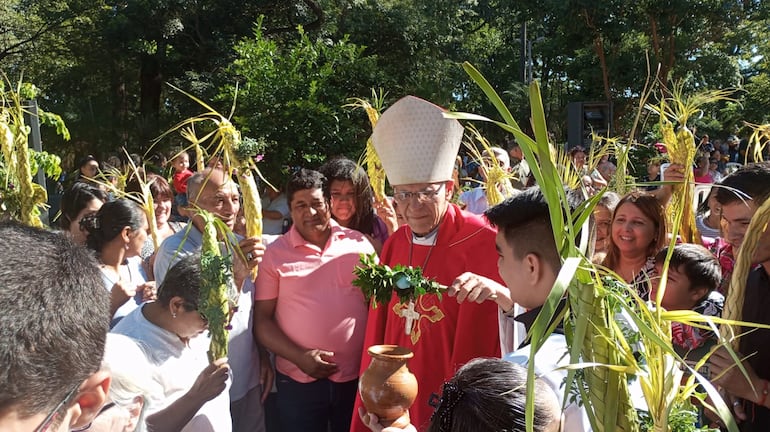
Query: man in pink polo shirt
[{"left": 255, "top": 168, "right": 377, "bottom": 432}]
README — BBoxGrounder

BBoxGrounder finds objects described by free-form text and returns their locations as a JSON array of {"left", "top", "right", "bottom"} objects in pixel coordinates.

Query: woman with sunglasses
[{"left": 111, "top": 254, "right": 231, "bottom": 432}]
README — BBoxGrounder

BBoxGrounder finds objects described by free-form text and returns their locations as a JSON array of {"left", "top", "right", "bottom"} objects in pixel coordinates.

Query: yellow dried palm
[
  {"left": 646, "top": 82, "right": 735, "bottom": 244},
  {"left": 347, "top": 89, "right": 387, "bottom": 202},
  {"left": 450, "top": 62, "right": 753, "bottom": 432},
  {"left": 0, "top": 78, "right": 47, "bottom": 227},
  {"left": 743, "top": 122, "right": 770, "bottom": 164},
  {"left": 463, "top": 125, "right": 517, "bottom": 206}
]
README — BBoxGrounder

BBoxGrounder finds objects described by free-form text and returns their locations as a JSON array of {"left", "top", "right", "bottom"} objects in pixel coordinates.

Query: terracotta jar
[{"left": 359, "top": 345, "right": 418, "bottom": 428}]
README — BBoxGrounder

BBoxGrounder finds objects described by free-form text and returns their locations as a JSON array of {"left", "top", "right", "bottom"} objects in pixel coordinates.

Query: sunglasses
[
  {"left": 71, "top": 402, "right": 117, "bottom": 432},
  {"left": 34, "top": 385, "right": 80, "bottom": 432}
]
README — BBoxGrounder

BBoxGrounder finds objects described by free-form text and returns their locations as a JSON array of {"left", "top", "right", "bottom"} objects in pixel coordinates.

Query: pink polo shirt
[{"left": 255, "top": 220, "right": 376, "bottom": 383}]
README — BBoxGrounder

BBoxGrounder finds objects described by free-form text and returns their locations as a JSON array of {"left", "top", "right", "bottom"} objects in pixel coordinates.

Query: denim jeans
[{"left": 275, "top": 372, "right": 358, "bottom": 432}]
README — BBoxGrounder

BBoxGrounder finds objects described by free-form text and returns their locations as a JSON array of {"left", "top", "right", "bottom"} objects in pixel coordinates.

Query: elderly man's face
[
  {"left": 392, "top": 181, "right": 452, "bottom": 236},
  {"left": 190, "top": 171, "right": 240, "bottom": 230}
]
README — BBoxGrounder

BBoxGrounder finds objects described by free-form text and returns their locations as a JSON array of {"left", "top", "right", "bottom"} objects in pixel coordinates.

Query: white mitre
[{"left": 371, "top": 95, "right": 464, "bottom": 186}]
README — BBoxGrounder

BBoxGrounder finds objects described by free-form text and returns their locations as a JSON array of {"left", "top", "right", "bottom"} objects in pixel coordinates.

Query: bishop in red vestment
[{"left": 350, "top": 96, "right": 503, "bottom": 432}]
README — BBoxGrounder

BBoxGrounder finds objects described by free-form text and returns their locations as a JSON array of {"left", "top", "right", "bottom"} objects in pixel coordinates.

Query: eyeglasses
[
  {"left": 71, "top": 402, "right": 117, "bottom": 432},
  {"left": 184, "top": 303, "right": 208, "bottom": 323},
  {"left": 393, "top": 184, "right": 445, "bottom": 204},
  {"left": 34, "top": 385, "right": 80, "bottom": 432}
]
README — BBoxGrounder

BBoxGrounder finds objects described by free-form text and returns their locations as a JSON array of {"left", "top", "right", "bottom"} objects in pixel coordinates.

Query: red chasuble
[{"left": 351, "top": 204, "right": 502, "bottom": 432}]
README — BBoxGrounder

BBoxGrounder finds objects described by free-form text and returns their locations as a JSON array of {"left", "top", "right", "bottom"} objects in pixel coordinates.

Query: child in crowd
[
  {"left": 650, "top": 244, "right": 724, "bottom": 360},
  {"left": 170, "top": 150, "right": 193, "bottom": 220}
]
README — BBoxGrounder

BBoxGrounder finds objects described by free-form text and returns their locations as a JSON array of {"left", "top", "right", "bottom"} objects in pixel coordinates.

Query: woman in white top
[
  {"left": 111, "top": 254, "right": 232, "bottom": 432},
  {"left": 81, "top": 198, "right": 156, "bottom": 327}
]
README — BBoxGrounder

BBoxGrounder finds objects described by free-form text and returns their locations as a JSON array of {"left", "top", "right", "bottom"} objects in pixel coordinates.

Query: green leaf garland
[{"left": 352, "top": 253, "right": 444, "bottom": 308}]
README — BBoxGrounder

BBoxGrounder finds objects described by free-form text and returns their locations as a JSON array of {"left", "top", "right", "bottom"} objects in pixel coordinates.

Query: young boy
[
  {"left": 170, "top": 150, "right": 193, "bottom": 220},
  {"left": 650, "top": 244, "right": 724, "bottom": 359}
]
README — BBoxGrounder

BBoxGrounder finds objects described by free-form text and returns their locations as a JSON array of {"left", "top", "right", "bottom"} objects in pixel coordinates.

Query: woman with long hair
[
  {"left": 602, "top": 192, "right": 668, "bottom": 299},
  {"left": 81, "top": 198, "right": 155, "bottom": 327},
  {"left": 319, "top": 157, "right": 389, "bottom": 253},
  {"left": 695, "top": 186, "right": 721, "bottom": 240}
]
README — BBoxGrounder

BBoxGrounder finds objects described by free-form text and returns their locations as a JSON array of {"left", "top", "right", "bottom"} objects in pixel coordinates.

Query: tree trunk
[
  {"left": 139, "top": 49, "right": 163, "bottom": 149},
  {"left": 111, "top": 60, "right": 128, "bottom": 147},
  {"left": 593, "top": 35, "right": 612, "bottom": 102}
]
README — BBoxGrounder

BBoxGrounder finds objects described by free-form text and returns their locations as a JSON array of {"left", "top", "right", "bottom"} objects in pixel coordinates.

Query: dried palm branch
[
  {"left": 721, "top": 195, "right": 770, "bottom": 349},
  {"left": 743, "top": 122, "right": 769, "bottom": 164},
  {"left": 347, "top": 89, "right": 388, "bottom": 202},
  {"left": 156, "top": 84, "right": 267, "bottom": 277},
  {"left": 449, "top": 62, "right": 751, "bottom": 432},
  {"left": 0, "top": 78, "right": 47, "bottom": 227},
  {"left": 463, "top": 125, "right": 517, "bottom": 206},
  {"left": 646, "top": 83, "right": 735, "bottom": 244}
]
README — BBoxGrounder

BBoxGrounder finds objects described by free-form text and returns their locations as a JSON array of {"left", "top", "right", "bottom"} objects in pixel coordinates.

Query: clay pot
[{"left": 359, "top": 345, "right": 418, "bottom": 428}]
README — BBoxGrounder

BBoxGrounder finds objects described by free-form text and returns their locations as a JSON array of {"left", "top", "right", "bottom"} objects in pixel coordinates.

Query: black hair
[
  {"left": 0, "top": 222, "right": 108, "bottom": 419},
  {"left": 655, "top": 244, "right": 721, "bottom": 294},
  {"left": 715, "top": 163, "right": 770, "bottom": 206},
  {"left": 77, "top": 154, "right": 98, "bottom": 169},
  {"left": 286, "top": 168, "right": 327, "bottom": 208},
  {"left": 318, "top": 157, "right": 376, "bottom": 234},
  {"left": 59, "top": 182, "right": 109, "bottom": 230},
  {"left": 485, "top": 186, "right": 583, "bottom": 273},
  {"left": 81, "top": 198, "right": 146, "bottom": 252},
  {"left": 157, "top": 253, "right": 202, "bottom": 309},
  {"left": 427, "top": 358, "right": 558, "bottom": 432}
]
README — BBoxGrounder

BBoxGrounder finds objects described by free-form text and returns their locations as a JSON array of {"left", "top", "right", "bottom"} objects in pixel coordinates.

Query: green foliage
[
  {"left": 30, "top": 150, "right": 63, "bottom": 179},
  {"left": 234, "top": 136, "right": 268, "bottom": 162},
  {"left": 224, "top": 16, "right": 383, "bottom": 182},
  {"left": 352, "top": 253, "right": 443, "bottom": 308},
  {"left": 38, "top": 110, "right": 70, "bottom": 141},
  {"left": 638, "top": 400, "right": 718, "bottom": 432},
  {"left": 2, "top": 0, "right": 769, "bottom": 171}
]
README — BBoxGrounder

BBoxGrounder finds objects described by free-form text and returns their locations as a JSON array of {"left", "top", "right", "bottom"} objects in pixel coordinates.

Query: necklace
[
  {"left": 401, "top": 226, "right": 440, "bottom": 336},
  {"left": 100, "top": 261, "right": 132, "bottom": 287},
  {"left": 407, "top": 225, "right": 440, "bottom": 272}
]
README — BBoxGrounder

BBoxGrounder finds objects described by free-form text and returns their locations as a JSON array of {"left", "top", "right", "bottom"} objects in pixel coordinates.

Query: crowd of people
[{"left": 2, "top": 94, "right": 770, "bottom": 432}]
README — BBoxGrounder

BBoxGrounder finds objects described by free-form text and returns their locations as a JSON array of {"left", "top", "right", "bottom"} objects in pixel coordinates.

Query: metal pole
[
  {"left": 520, "top": 23, "right": 527, "bottom": 83},
  {"left": 23, "top": 100, "right": 49, "bottom": 225}
]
